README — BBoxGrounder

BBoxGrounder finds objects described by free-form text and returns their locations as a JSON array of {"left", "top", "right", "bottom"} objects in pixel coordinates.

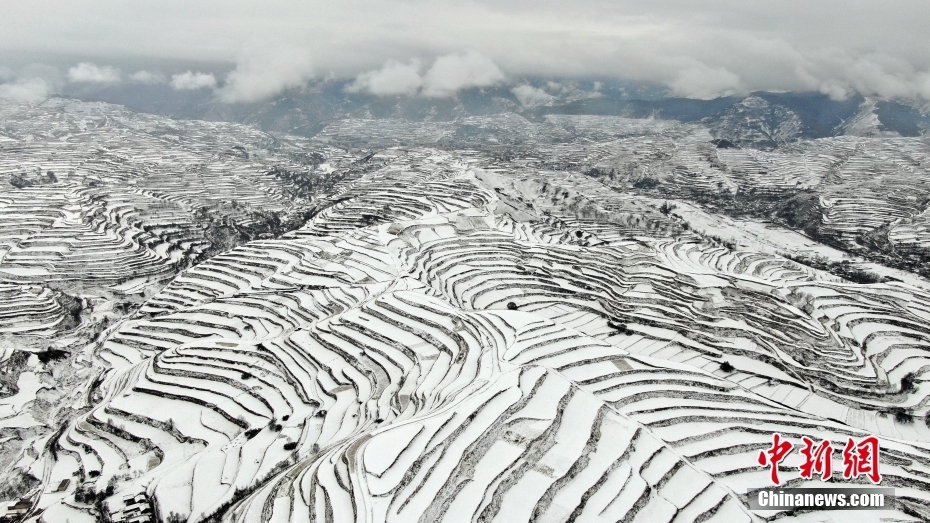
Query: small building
[
  {"left": 108, "top": 492, "right": 153, "bottom": 523},
  {"left": 2, "top": 500, "right": 32, "bottom": 521},
  {"left": 123, "top": 493, "right": 147, "bottom": 505}
]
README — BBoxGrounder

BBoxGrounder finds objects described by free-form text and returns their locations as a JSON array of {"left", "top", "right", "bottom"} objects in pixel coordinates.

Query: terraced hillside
[
  {"left": 0, "top": 98, "right": 357, "bottom": 515},
  {"left": 0, "top": 98, "right": 362, "bottom": 332},
  {"left": 519, "top": 118, "right": 930, "bottom": 275},
  {"left": 4, "top": 100, "right": 930, "bottom": 522},
  {"left": 310, "top": 112, "right": 930, "bottom": 276},
  {"left": 14, "top": 145, "right": 929, "bottom": 523}
]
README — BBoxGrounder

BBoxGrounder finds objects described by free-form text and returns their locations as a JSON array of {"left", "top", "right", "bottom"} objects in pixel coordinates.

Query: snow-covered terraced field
[
  {"left": 0, "top": 284, "right": 74, "bottom": 335},
  {"left": 0, "top": 98, "right": 348, "bottom": 338},
  {"left": 28, "top": 146, "right": 930, "bottom": 523},
  {"left": 517, "top": 118, "right": 930, "bottom": 265}
]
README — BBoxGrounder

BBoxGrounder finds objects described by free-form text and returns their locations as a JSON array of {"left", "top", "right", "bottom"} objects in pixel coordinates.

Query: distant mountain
[
  {"left": 63, "top": 80, "right": 929, "bottom": 145},
  {"left": 704, "top": 96, "right": 803, "bottom": 148},
  {"left": 874, "top": 99, "right": 930, "bottom": 136},
  {"left": 839, "top": 98, "right": 902, "bottom": 137}
]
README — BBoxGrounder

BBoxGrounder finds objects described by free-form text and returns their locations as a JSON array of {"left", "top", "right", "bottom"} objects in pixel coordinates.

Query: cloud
[
  {"left": 348, "top": 59, "right": 422, "bottom": 96},
  {"left": 1, "top": 2, "right": 929, "bottom": 101},
  {"left": 0, "top": 64, "right": 62, "bottom": 101},
  {"left": 819, "top": 82, "right": 850, "bottom": 101},
  {"left": 67, "top": 62, "right": 120, "bottom": 83},
  {"left": 422, "top": 51, "right": 505, "bottom": 97},
  {"left": 545, "top": 81, "right": 573, "bottom": 95},
  {"left": 0, "top": 77, "right": 53, "bottom": 102},
  {"left": 921, "top": 74, "right": 930, "bottom": 100},
  {"left": 170, "top": 71, "right": 216, "bottom": 90},
  {"left": 511, "top": 84, "right": 554, "bottom": 107},
  {"left": 347, "top": 53, "right": 504, "bottom": 98},
  {"left": 217, "top": 46, "right": 314, "bottom": 103},
  {"left": 842, "top": 56, "right": 917, "bottom": 101},
  {"left": 129, "top": 70, "right": 165, "bottom": 84},
  {"left": 669, "top": 65, "right": 744, "bottom": 99}
]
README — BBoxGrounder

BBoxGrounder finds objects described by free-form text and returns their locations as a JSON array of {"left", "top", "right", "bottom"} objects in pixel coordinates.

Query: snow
[
  {"left": 7, "top": 105, "right": 930, "bottom": 522},
  {"left": 0, "top": 371, "right": 45, "bottom": 418}
]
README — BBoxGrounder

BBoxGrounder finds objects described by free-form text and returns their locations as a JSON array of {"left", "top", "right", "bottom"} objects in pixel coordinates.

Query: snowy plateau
[{"left": 1, "top": 97, "right": 930, "bottom": 523}]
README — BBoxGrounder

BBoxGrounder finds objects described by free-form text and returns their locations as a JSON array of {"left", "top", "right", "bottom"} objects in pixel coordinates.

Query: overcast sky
[{"left": 1, "top": 0, "right": 928, "bottom": 103}]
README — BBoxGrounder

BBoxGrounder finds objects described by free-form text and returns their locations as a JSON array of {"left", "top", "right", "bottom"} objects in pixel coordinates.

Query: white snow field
[{"left": 23, "top": 147, "right": 930, "bottom": 523}]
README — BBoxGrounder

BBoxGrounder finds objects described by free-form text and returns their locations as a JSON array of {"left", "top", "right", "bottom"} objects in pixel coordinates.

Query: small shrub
[
  {"left": 314, "top": 409, "right": 327, "bottom": 418},
  {"left": 241, "top": 372, "right": 252, "bottom": 380},
  {"left": 506, "top": 302, "right": 518, "bottom": 310},
  {"left": 845, "top": 268, "right": 884, "bottom": 284},
  {"left": 10, "top": 174, "right": 32, "bottom": 189},
  {"left": 891, "top": 407, "right": 914, "bottom": 424},
  {"left": 608, "top": 321, "right": 629, "bottom": 334},
  {"left": 901, "top": 372, "right": 917, "bottom": 393},
  {"left": 273, "top": 424, "right": 282, "bottom": 432},
  {"left": 74, "top": 486, "right": 95, "bottom": 504},
  {"left": 244, "top": 428, "right": 260, "bottom": 439},
  {"left": 711, "top": 139, "right": 738, "bottom": 149},
  {"left": 633, "top": 177, "right": 660, "bottom": 190},
  {"left": 719, "top": 361, "right": 735, "bottom": 373},
  {"left": 37, "top": 347, "right": 69, "bottom": 364},
  {"left": 283, "top": 442, "right": 297, "bottom": 451},
  {"left": 282, "top": 414, "right": 290, "bottom": 421}
]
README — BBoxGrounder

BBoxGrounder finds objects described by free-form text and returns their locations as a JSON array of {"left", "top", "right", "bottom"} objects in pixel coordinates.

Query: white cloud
[
  {"left": 422, "top": 51, "right": 505, "bottom": 97},
  {"left": 67, "top": 62, "right": 120, "bottom": 83},
  {"left": 669, "top": 65, "right": 744, "bottom": 99},
  {"left": 920, "top": 74, "right": 930, "bottom": 100},
  {"left": 511, "top": 84, "right": 554, "bottom": 107},
  {"left": 819, "top": 81, "right": 850, "bottom": 101},
  {"left": 218, "top": 46, "right": 314, "bottom": 103},
  {"left": 1, "top": 3, "right": 929, "bottom": 101},
  {"left": 0, "top": 66, "right": 13, "bottom": 81},
  {"left": 129, "top": 70, "right": 165, "bottom": 84},
  {"left": 545, "top": 81, "right": 571, "bottom": 95},
  {"left": 0, "top": 77, "right": 53, "bottom": 102},
  {"left": 170, "top": 71, "right": 216, "bottom": 90},
  {"left": 348, "top": 59, "right": 422, "bottom": 96},
  {"left": 843, "top": 57, "right": 915, "bottom": 101},
  {"left": 347, "top": 53, "right": 504, "bottom": 98}
]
